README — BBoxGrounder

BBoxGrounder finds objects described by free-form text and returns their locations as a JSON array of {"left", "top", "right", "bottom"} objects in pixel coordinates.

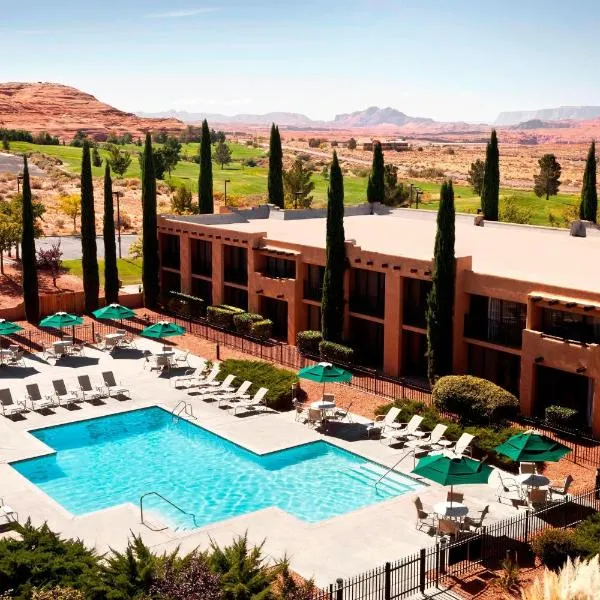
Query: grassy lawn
[{"left": 63, "top": 258, "right": 142, "bottom": 286}]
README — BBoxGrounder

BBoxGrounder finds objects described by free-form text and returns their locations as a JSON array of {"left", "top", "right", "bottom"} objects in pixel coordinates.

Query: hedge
[
  {"left": 296, "top": 330, "right": 322, "bottom": 355},
  {"left": 319, "top": 340, "right": 354, "bottom": 365},
  {"left": 545, "top": 405, "right": 581, "bottom": 429},
  {"left": 250, "top": 319, "right": 273, "bottom": 340},
  {"left": 167, "top": 291, "right": 206, "bottom": 319},
  {"left": 215, "top": 359, "right": 297, "bottom": 411},
  {"left": 233, "top": 313, "right": 263, "bottom": 336},
  {"left": 207, "top": 306, "right": 236, "bottom": 329},
  {"left": 219, "top": 305, "right": 245, "bottom": 315},
  {"left": 432, "top": 375, "right": 519, "bottom": 426}
]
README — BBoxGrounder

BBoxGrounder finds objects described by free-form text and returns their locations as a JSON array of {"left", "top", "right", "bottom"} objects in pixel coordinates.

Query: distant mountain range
[
  {"left": 495, "top": 106, "right": 600, "bottom": 126},
  {"left": 138, "top": 106, "right": 436, "bottom": 128}
]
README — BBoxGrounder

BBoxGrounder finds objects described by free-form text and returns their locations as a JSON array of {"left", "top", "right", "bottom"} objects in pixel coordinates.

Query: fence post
[
  {"left": 574, "top": 442, "right": 578, "bottom": 464},
  {"left": 216, "top": 343, "right": 220, "bottom": 360},
  {"left": 439, "top": 538, "right": 447, "bottom": 574},
  {"left": 419, "top": 548, "right": 426, "bottom": 593},
  {"left": 384, "top": 562, "right": 391, "bottom": 600},
  {"left": 524, "top": 509, "right": 530, "bottom": 544},
  {"left": 91, "top": 321, "right": 95, "bottom": 343},
  {"left": 335, "top": 578, "right": 343, "bottom": 600},
  {"left": 595, "top": 469, "right": 600, "bottom": 499}
]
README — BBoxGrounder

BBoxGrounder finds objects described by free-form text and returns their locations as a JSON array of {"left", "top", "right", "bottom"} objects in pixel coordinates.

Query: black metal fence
[{"left": 313, "top": 487, "right": 600, "bottom": 600}]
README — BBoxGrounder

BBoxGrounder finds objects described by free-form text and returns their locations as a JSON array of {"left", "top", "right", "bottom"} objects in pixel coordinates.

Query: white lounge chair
[
  {"left": 174, "top": 350, "right": 191, "bottom": 367},
  {"left": 214, "top": 380, "right": 253, "bottom": 407},
  {"left": 187, "top": 365, "right": 220, "bottom": 391},
  {"left": 431, "top": 432, "right": 475, "bottom": 458},
  {"left": 366, "top": 406, "right": 401, "bottom": 438},
  {"left": 381, "top": 415, "right": 424, "bottom": 446},
  {"left": 0, "top": 389, "right": 26, "bottom": 417},
  {"left": 198, "top": 374, "right": 236, "bottom": 401},
  {"left": 101, "top": 371, "right": 131, "bottom": 399},
  {"left": 232, "top": 387, "right": 269, "bottom": 415},
  {"left": 171, "top": 368, "right": 198, "bottom": 389},
  {"left": 77, "top": 375, "right": 104, "bottom": 402},
  {"left": 0, "top": 498, "right": 17, "bottom": 524},
  {"left": 24, "top": 384, "right": 55, "bottom": 412},
  {"left": 405, "top": 424, "right": 448, "bottom": 452},
  {"left": 52, "top": 379, "right": 81, "bottom": 408},
  {"left": 496, "top": 471, "right": 523, "bottom": 503}
]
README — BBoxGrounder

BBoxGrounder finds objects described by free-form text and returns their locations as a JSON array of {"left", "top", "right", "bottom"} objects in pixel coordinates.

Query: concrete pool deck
[{"left": 0, "top": 338, "right": 520, "bottom": 586}]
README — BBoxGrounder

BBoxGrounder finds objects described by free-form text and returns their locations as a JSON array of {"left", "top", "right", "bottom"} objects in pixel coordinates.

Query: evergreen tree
[
  {"left": 480, "top": 129, "right": 500, "bottom": 221},
  {"left": 198, "top": 119, "right": 213, "bottom": 214},
  {"left": 142, "top": 133, "right": 160, "bottom": 307},
  {"left": 80, "top": 141, "right": 100, "bottom": 312},
  {"left": 321, "top": 151, "right": 346, "bottom": 343},
  {"left": 21, "top": 155, "right": 40, "bottom": 322},
  {"left": 579, "top": 141, "right": 597, "bottom": 223},
  {"left": 268, "top": 123, "right": 284, "bottom": 208},
  {"left": 426, "top": 180, "right": 456, "bottom": 384},
  {"left": 103, "top": 163, "right": 119, "bottom": 304},
  {"left": 366, "top": 141, "right": 385, "bottom": 209},
  {"left": 533, "top": 153, "right": 562, "bottom": 201}
]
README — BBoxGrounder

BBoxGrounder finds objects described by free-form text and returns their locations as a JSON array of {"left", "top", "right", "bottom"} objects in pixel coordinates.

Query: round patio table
[
  {"left": 433, "top": 501, "right": 469, "bottom": 519},
  {"left": 517, "top": 473, "right": 550, "bottom": 488},
  {"left": 310, "top": 400, "right": 336, "bottom": 412},
  {"left": 154, "top": 350, "right": 175, "bottom": 357},
  {"left": 105, "top": 333, "right": 125, "bottom": 341}
]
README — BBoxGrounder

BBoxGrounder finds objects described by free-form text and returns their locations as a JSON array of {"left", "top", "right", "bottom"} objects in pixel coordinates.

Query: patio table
[
  {"left": 53, "top": 340, "right": 72, "bottom": 355},
  {"left": 433, "top": 501, "right": 469, "bottom": 519},
  {"left": 154, "top": 350, "right": 176, "bottom": 358},
  {"left": 517, "top": 473, "right": 550, "bottom": 488},
  {"left": 105, "top": 333, "right": 125, "bottom": 341},
  {"left": 310, "top": 400, "right": 336, "bottom": 411}
]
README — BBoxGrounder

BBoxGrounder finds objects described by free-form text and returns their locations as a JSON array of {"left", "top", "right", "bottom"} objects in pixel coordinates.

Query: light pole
[
  {"left": 16, "top": 174, "right": 23, "bottom": 194},
  {"left": 224, "top": 179, "right": 231, "bottom": 206},
  {"left": 112, "top": 191, "right": 123, "bottom": 258}
]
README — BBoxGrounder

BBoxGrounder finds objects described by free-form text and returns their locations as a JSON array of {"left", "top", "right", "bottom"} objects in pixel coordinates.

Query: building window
[
  {"left": 304, "top": 264, "right": 325, "bottom": 301},
  {"left": 349, "top": 268, "right": 385, "bottom": 318},
  {"left": 264, "top": 256, "right": 296, "bottom": 279},
  {"left": 261, "top": 297, "right": 288, "bottom": 341},
  {"left": 306, "top": 304, "right": 321, "bottom": 331},
  {"left": 224, "top": 245, "right": 248, "bottom": 285},
  {"left": 162, "top": 269, "right": 181, "bottom": 294},
  {"left": 191, "top": 239, "right": 212, "bottom": 277},
  {"left": 467, "top": 344, "right": 521, "bottom": 396},
  {"left": 223, "top": 285, "right": 248, "bottom": 311},
  {"left": 540, "top": 308, "right": 600, "bottom": 344},
  {"left": 161, "top": 234, "right": 180, "bottom": 270},
  {"left": 191, "top": 278, "right": 212, "bottom": 305},
  {"left": 349, "top": 316, "right": 384, "bottom": 369},
  {"left": 403, "top": 278, "right": 431, "bottom": 328},
  {"left": 464, "top": 295, "right": 526, "bottom": 348}
]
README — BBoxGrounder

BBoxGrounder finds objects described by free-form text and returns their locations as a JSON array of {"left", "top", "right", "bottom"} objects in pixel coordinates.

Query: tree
[
  {"left": 58, "top": 194, "right": 81, "bottom": 233},
  {"left": 0, "top": 214, "right": 19, "bottom": 274},
  {"left": 1, "top": 191, "right": 45, "bottom": 259},
  {"left": 367, "top": 141, "right": 385, "bottom": 209},
  {"left": 36, "top": 241, "right": 63, "bottom": 287},
  {"left": 70, "top": 130, "right": 88, "bottom": 147},
  {"left": 480, "top": 129, "right": 500, "bottom": 220},
  {"left": 80, "top": 142, "right": 100, "bottom": 312},
  {"left": 383, "top": 164, "right": 410, "bottom": 206},
  {"left": 283, "top": 157, "right": 314, "bottom": 208},
  {"left": 321, "top": 151, "right": 346, "bottom": 343},
  {"left": 533, "top": 153, "right": 561, "bottom": 200},
  {"left": 129, "top": 235, "right": 143, "bottom": 260},
  {"left": 268, "top": 123, "right": 284, "bottom": 208},
  {"left": 21, "top": 156, "right": 40, "bottom": 322},
  {"left": 198, "top": 119, "right": 213, "bottom": 214},
  {"left": 467, "top": 158, "right": 485, "bottom": 195},
  {"left": 347, "top": 137, "right": 357, "bottom": 150},
  {"left": 426, "top": 179, "right": 455, "bottom": 384},
  {"left": 162, "top": 136, "right": 182, "bottom": 176},
  {"left": 141, "top": 133, "right": 160, "bottom": 307},
  {"left": 103, "top": 163, "right": 119, "bottom": 304},
  {"left": 92, "top": 146, "right": 102, "bottom": 167},
  {"left": 1, "top": 135, "right": 9, "bottom": 151},
  {"left": 214, "top": 140, "right": 232, "bottom": 169},
  {"left": 107, "top": 144, "right": 132, "bottom": 178},
  {"left": 171, "top": 184, "right": 193, "bottom": 214},
  {"left": 579, "top": 141, "right": 597, "bottom": 223}
]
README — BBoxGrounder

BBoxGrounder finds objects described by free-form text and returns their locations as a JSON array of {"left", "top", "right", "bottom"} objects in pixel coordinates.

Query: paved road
[
  {"left": 0, "top": 152, "right": 45, "bottom": 176},
  {"left": 259, "top": 143, "right": 372, "bottom": 166},
  {"left": 36, "top": 235, "right": 137, "bottom": 260}
]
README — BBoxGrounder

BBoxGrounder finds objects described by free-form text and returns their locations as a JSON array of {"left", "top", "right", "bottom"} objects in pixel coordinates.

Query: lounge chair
[
  {"left": 0, "top": 389, "right": 26, "bottom": 417},
  {"left": 77, "top": 375, "right": 104, "bottom": 402},
  {"left": 24, "top": 384, "right": 55, "bottom": 412},
  {"left": 187, "top": 365, "right": 220, "bottom": 391},
  {"left": 549, "top": 475, "right": 574, "bottom": 499},
  {"left": 52, "top": 380, "right": 81, "bottom": 408},
  {"left": 527, "top": 488, "right": 548, "bottom": 510},
  {"left": 145, "top": 354, "right": 170, "bottom": 372},
  {"left": 0, "top": 498, "right": 17, "bottom": 524},
  {"left": 197, "top": 374, "right": 236, "bottom": 400},
  {"left": 431, "top": 432, "right": 474, "bottom": 458},
  {"left": 366, "top": 406, "right": 401, "bottom": 438},
  {"left": 380, "top": 415, "right": 424, "bottom": 446},
  {"left": 174, "top": 350, "right": 191, "bottom": 367},
  {"left": 414, "top": 496, "right": 436, "bottom": 531},
  {"left": 171, "top": 368, "right": 198, "bottom": 389},
  {"left": 213, "top": 380, "right": 253, "bottom": 407},
  {"left": 232, "top": 387, "right": 269, "bottom": 415},
  {"left": 405, "top": 424, "right": 448, "bottom": 452},
  {"left": 496, "top": 471, "right": 523, "bottom": 503},
  {"left": 462, "top": 505, "right": 489, "bottom": 533},
  {"left": 101, "top": 371, "right": 131, "bottom": 399}
]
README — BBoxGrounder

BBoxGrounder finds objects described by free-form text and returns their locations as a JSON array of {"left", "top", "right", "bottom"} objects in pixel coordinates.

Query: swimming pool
[{"left": 12, "top": 407, "right": 422, "bottom": 529}]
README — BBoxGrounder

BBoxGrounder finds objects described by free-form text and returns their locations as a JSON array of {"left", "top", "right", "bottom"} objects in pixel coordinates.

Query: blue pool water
[{"left": 12, "top": 407, "right": 422, "bottom": 529}]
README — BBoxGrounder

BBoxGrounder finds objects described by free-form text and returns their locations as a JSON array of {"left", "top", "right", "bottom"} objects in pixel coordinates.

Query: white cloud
[{"left": 146, "top": 8, "right": 218, "bottom": 18}]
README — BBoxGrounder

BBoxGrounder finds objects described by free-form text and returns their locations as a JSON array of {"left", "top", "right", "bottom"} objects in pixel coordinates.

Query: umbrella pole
[{"left": 450, "top": 484, "right": 453, "bottom": 509}]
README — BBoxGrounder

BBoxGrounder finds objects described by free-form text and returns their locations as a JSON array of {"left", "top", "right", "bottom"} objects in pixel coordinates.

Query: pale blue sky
[{"left": 2, "top": 0, "right": 599, "bottom": 122}]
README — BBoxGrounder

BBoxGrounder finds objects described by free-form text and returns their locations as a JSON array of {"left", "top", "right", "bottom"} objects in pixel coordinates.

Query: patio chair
[
  {"left": 332, "top": 401, "right": 353, "bottom": 422},
  {"left": 307, "top": 408, "right": 323, "bottom": 429},
  {"left": 6, "top": 347, "right": 25, "bottom": 367},
  {"left": 197, "top": 375, "right": 236, "bottom": 400},
  {"left": 0, "top": 498, "right": 17, "bottom": 524},
  {"left": 406, "top": 424, "right": 448, "bottom": 453},
  {"left": 432, "top": 433, "right": 474, "bottom": 458},
  {"left": 214, "top": 380, "right": 253, "bottom": 407},
  {"left": 496, "top": 471, "right": 523, "bottom": 503},
  {"left": 549, "top": 475, "right": 574, "bottom": 499},
  {"left": 436, "top": 518, "right": 460, "bottom": 541},
  {"left": 69, "top": 341, "right": 85, "bottom": 356},
  {"left": 519, "top": 462, "right": 537, "bottom": 475},
  {"left": 367, "top": 406, "right": 401, "bottom": 438},
  {"left": 24, "top": 384, "right": 55, "bottom": 412},
  {"left": 527, "top": 488, "right": 548, "bottom": 510},
  {"left": 174, "top": 350, "right": 191, "bottom": 367},
  {"left": 414, "top": 496, "right": 436, "bottom": 531},
  {"left": 171, "top": 368, "right": 198, "bottom": 389},
  {"left": 294, "top": 400, "right": 309, "bottom": 422},
  {"left": 381, "top": 415, "right": 424, "bottom": 446},
  {"left": 52, "top": 379, "right": 81, "bottom": 408},
  {"left": 232, "top": 387, "right": 269, "bottom": 415},
  {"left": 447, "top": 491, "right": 464, "bottom": 503},
  {"left": 0, "top": 389, "right": 26, "bottom": 417},
  {"left": 77, "top": 375, "right": 104, "bottom": 402},
  {"left": 462, "top": 505, "right": 489, "bottom": 533},
  {"left": 101, "top": 371, "right": 131, "bottom": 399}
]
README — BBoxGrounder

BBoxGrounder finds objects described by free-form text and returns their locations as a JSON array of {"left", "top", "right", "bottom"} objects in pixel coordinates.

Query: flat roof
[{"left": 165, "top": 209, "right": 600, "bottom": 295}]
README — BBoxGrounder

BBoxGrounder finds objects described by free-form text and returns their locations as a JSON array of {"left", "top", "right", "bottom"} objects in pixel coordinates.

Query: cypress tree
[
  {"left": 426, "top": 179, "right": 456, "bottom": 384},
  {"left": 103, "top": 162, "right": 119, "bottom": 304},
  {"left": 480, "top": 129, "right": 500, "bottom": 221},
  {"left": 21, "top": 155, "right": 40, "bottom": 322},
  {"left": 142, "top": 133, "right": 160, "bottom": 307},
  {"left": 321, "top": 151, "right": 346, "bottom": 343},
  {"left": 579, "top": 141, "right": 597, "bottom": 223},
  {"left": 268, "top": 124, "right": 284, "bottom": 208},
  {"left": 198, "top": 119, "right": 214, "bottom": 214},
  {"left": 366, "top": 141, "right": 385, "bottom": 210},
  {"left": 80, "top": 141, "right": 100, "bottom": 312}
]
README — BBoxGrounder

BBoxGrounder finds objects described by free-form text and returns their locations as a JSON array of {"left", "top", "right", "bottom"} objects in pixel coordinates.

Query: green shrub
[
  {"left": 219, "top": 304, "right": 246, "bottom": 315},
  {"left": 215, "top": 359, "right": 297, "bottom": 410},
  {"left": 233, "top": 313, "right": 263, "bottom": 335},
  {"left": 168, "top": 291, "right": 206, "bottom": 319},
  {"left": 31, "top": 588, "right": 85, "bottom": 600},
  {"left": 250, "top": 319, "right": 273, "bottom": 340},
  {"left": 296, "top": 330, "right": 323, "bottom": 355},
  {"left": 545, "top": 405, "right": 581, "bottom": 429},
  {"left": 531, "top": 528, "right": 579, "bottom": 570},
  {"left": 207, "top": 306, "right": 236, "bottom": 329},
  {"left": 319, "top": 340, "right": 354, "bottom": 365},
  {"left": 432, "top": 375, "right": 518, "bottom": 425},
  {"left": 574, "top": 512, "right": 600, "bottom": 558}
]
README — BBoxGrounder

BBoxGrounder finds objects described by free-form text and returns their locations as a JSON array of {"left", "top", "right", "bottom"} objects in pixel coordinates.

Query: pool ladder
[
  {"left": 139, "top": 491, "right": 199, "bottom": 531},
  {"left": 375, "top": 448, "right": 416, "bottom": 489},
  {"left": 172, "top": 400, "right": 196, "bottom": 420}
]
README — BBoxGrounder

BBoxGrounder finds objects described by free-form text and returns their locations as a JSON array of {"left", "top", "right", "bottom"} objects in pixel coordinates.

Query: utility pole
[{"left": 112, "top": 191, "right": 123, "bottom": 258}]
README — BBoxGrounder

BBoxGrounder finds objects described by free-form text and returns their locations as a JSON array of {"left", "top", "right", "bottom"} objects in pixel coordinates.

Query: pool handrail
[{"left": 139, "top": 491, "right": 199, "bottom": 531}]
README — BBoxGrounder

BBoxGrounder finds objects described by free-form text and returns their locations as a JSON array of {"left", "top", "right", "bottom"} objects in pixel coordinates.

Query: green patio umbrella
[
  {"left": 92, "top": 303, "right": 135, "bottom": 320},
  {"left": 140, "top": 321, "right": 185, "bottom": 339},
  {"left": 39, "top": 312, "right": 83, "bottom": 328},
  {"left": 495, "top": 430, "right": 571, "bottom": 463},
  {"left": 298, "top": 362, "right": 352, "bottom": 395},
  {"left": 0, "top": 319, "right": 24, "bottom": 336}
]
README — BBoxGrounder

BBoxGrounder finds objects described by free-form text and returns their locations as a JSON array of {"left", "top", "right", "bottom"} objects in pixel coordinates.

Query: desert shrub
[
  {"left": 296, "top": 330, "right": 322, "bottom": 355},
  {"left": 353, "top": 167, "right": 370, "bottom": 178},
  {"left": 207, "top": 306, "right": 236, "bottom": 329},
  {"left": 545, "top": 405, "right": 580, "bottom": 429},
  {"left": 407, "top": 167, "right": 444, "bottom": 179},
  {"left": 531, "top": 528, "right": 579, "bottom": 570},
  {"left": 171, "top": 185, "right": 194, "bottom": 214},
  {"left": 31, "top": 588, "right": 85, "bottom": 600},
  {"left": 243, "top": 158, "right": 257, "bottom": 167},
  {"left": 432, "top": 375, "right": 518, "bottom": 425},
  {"left": 250, "top": 319, "right": 273, "bottom": 340},
  {"left": 233, "top": 312, "right": 263, "bottom": 335},
  {"left": 116, "top": 211, "right": 132, "bottom": 230},
  {"left": 574, "top": 512, "right": 600, "bottom": 558},
  {"left": 500, "top": 196, "right": 532, "bottom": 225},
  {"left": 319, "top": 340, "right": 354, "bottom": 365},
  {"left": 216, "top": 359, "right": 297, "bottom": 410}
]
